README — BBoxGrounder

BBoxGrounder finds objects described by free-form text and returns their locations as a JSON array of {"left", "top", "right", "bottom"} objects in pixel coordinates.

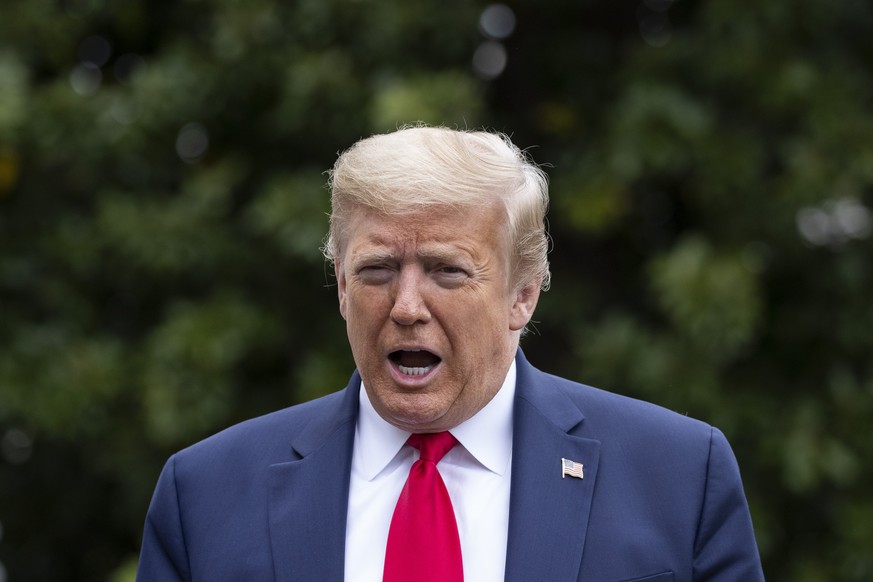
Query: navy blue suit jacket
[{"left": 137, "top": 351, "right": 764, "bottom": 581}]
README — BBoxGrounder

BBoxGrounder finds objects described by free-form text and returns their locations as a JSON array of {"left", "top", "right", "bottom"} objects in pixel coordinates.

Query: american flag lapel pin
[{"left": 561, "top": 458, "right": 584, "bottom": 480}]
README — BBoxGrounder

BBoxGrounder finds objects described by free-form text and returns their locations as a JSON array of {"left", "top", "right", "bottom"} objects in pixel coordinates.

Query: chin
[{"left": 381, "top": 400, "right": 452, "bottom": 431}]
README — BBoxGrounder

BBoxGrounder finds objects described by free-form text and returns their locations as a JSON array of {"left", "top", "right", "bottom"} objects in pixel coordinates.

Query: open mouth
[{"left": 389, "top": 349, "right": 441, "bottom": 377}]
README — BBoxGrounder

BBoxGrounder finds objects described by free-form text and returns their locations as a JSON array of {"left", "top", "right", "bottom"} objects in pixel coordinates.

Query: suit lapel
[
  {"left": 505, "top": 353, "right": 601, "bottom": 582},
  {"left": 267, "top": 375, "right": 360, "bottom": 582}
]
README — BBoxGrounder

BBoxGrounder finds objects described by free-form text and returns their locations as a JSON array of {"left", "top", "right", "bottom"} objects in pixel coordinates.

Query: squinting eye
[
  {"left": 434, "top": 266, "right": 468, "bottom": 282},
  {"left": 357, "top": 265, "right": 392, "bottom": 283}
]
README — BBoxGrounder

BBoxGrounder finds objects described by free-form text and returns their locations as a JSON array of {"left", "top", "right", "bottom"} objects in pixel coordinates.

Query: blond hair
[{"left": 324, "top": 126, "right": 551, "bottom": 291}]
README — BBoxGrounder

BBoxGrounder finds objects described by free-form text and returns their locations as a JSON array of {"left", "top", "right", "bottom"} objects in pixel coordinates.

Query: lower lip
[{"left": 388, "top": 359, "right": 441, "bottom": 386}]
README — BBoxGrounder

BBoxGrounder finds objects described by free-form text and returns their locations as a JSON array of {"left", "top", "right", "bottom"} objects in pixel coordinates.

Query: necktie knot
[{"left": 407, "top": 431, "right": 458, "bottom": 464}]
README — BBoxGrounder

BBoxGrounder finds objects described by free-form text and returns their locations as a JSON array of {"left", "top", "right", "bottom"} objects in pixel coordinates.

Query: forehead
[{"left": 342, "top": 203, "right": 508, "bottom": 260}]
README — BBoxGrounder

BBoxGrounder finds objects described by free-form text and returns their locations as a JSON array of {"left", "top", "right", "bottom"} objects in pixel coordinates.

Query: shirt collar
[{"left": 355, "top": 360, "right": 516, "bottom": 480}]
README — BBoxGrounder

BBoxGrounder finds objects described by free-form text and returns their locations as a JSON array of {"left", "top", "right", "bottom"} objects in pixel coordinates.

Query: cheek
[
  {"left": 345, "top": 289, "right": 389, "bottom": 337},
  {"left": 348, "top": 286, "right": 389, "bottom": 315},
  {"left": 447, "top": 306, "right": 507, "bottom": 354}
]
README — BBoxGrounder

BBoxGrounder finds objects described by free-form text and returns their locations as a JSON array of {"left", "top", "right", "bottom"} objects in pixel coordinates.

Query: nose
[{"left": 390, "top": 267, "right": 431, "bottom": 325}]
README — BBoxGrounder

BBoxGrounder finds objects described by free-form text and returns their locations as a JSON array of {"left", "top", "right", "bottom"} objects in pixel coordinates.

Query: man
[{"left": 137, "top": 126, "right": 765, "bottom": 581}]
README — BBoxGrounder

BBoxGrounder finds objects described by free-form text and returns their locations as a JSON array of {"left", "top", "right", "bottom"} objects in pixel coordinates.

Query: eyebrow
[
  {"left": 348, "top": 244, "right": 473, "bottom": 265},
  {"left": 415, "top": 247, "right": 473, "bottom": 263},
  {"left": 347, "top": 248, "right": 395, "bottom": 265}
]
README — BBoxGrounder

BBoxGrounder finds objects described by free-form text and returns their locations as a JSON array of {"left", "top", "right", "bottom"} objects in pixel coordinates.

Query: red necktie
[{"left": 383, "top": 431, "right": 463, "bottom": 582}]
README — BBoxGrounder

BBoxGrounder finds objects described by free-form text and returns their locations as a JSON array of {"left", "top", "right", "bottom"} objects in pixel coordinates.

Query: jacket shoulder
[
  {"left": 174, "top": 387, "right": 353, "bottom": 473},
  {"left": 523, "top": 363, "right": 716, "bottom": 450}
]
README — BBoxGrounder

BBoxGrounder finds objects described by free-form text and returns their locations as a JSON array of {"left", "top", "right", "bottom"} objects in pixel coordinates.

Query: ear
[
  {"left": 509, "top": 281, "right": 541, "bottom": 331},
  {"left": 335, "top": 261, "right": 348, "bottom": 320}
]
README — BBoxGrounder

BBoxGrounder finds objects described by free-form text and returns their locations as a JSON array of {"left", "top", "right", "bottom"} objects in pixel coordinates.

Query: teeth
[{"left": 398, "top": 364, "right": 432, "bottom": 376}]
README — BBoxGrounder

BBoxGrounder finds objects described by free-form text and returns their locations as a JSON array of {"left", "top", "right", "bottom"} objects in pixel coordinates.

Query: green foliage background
[{"left": 2, "top": 0, "right": 872, "bottom": 580}]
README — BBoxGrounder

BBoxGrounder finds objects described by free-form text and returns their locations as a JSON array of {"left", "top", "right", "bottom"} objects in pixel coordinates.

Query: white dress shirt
[{"left": 344, "top": 361, "right": 516, "bottom": 582}]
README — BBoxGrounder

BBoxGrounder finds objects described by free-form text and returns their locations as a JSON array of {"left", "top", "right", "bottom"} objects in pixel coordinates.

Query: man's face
[{"left": 336, "top": 202, "right": 539, "bottom": 432}]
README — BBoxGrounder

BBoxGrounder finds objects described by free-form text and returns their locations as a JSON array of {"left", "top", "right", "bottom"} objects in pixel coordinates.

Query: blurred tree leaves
[
  {"left": 1, "top": 0, "right": 873, "bottom": 580},
  {"left": 371, "top": 71, "right": 483, "bottom": 131},
  {"left": 142, "top": 293, "right": 282, "bottom": 444},
  {"left": 650, "top": 235, "right": 762, "bottom": 359},
  {"left": 244, "top": 168, "right": 330, "bottom": 261}
]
